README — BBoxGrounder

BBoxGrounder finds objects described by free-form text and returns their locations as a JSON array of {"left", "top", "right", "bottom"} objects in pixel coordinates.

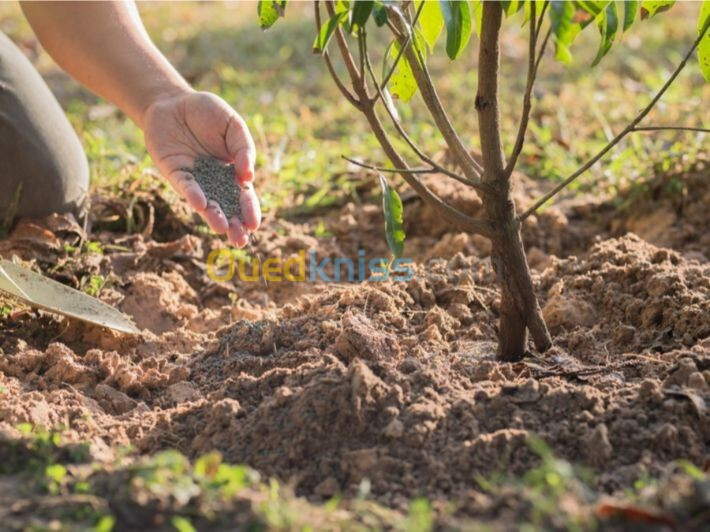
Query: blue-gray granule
[{"left": 188, "top": 156, "right": 243, "bottom": 221}]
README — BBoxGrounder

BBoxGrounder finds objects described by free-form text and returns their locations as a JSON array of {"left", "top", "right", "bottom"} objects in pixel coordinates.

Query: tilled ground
[{"left": 0, "top": 166, "right": 708, "bottom": 529}]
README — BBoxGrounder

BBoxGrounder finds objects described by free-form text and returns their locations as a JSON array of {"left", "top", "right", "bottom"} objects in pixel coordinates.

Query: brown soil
[{"left": 0, "top": 168, "right": 708, "bottom": 525}]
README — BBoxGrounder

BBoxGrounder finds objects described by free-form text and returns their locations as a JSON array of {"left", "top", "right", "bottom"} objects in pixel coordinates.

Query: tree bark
[{"left": 476, "top": 2, "right": 552, "bottom": 361}]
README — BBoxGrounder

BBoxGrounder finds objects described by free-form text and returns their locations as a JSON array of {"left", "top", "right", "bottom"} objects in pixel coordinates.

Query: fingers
[
  {"left": 226, "top": 114, "right": 256, "bottom": 185},
  {"left": 203, "top": 200, "right": 229, "bottom": 234},
  {"left": 239, "top": 183, "right": 261, "bottom": 231},
  {"left": 168, "top": 170, "right": 228, "bottom": 234},
  {"left": 233, "top": 145, "right": 255, "bottom": 184},
  {"left": 227, "top": 217, "right": 249, "bottom": 248},
  {"left": 168, "top": 170, "right": 208, "bottom": 212}
]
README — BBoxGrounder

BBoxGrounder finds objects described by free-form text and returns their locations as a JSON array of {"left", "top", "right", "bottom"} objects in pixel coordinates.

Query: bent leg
[{"left": 0, "top": 32, "right": 88, "bottom": 220}]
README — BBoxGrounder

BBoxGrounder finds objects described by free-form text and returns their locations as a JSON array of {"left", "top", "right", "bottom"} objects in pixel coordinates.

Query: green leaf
[
  {"left": 592, "top": 1, "right": 619, "bottom": 66},
  {"left": 523, "top": 0, "right": 549, "bottom": 25},
  {"left": 194, "top": 451, "right": 222, "bottom": 479},
  {"left": 93, "top": 515, "right": 116, "bottom": 532},
  {"left": 439, "top": 0, "right": 473, "bottom": 60},
  {"left": 417, "top": 0, "right": 444, "bottom": 50},
  {"left": 384, "top": 30, "right": 427, "bottom": 103},
  {"left": 471, "top": 0, "right": 483, "bottom": 36},
  {"left": 378, "top": 175, "right": 406, "bottom": 258},
  {"left": 550, "top": 1, "right": 581, "bottom": 63},
  {"left": 701, "top": 0, "right": 710, "bottom": 28},
  {"left": 623, "top": 0, "right": 639, "bottom": 31},
  {"left": 698, "top": 1, "right": 710, "bottom": 82},
  {"left": 386, "top": 40, "right": 417, "bottom": 102},
  {"left": 640, "top": 0, "right": 675, "bottom": 19},
  {"left": 501, "top": 0, "right": 524, "bottom": 17},
  {"left": 373, "top": 3, "right": 388, "bottom": 27},
  {"left": 257, "top": 1, "right": 286, "bottom": 30},
  {"left": 45, "top": 464, "right": 67, "bottom": 483},
  {"left": 171, "top": 516, "right": 196, "bottom": 532},
  {"left": 313, "top": 10, "right": 349, "bottom": 54},
  {"left": 350, "top": 0, "right": 374, "bottom": 32},
  {"left": 94, "top": 515, "right": 116, "bottom": 532}
]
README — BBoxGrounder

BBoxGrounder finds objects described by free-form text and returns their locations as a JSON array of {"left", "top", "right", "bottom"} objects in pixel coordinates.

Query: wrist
[{"left": 136, "top": 80, "right": 193, "bottom": 129}]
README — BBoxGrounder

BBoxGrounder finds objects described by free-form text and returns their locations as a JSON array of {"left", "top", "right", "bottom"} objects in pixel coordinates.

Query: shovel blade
[{"left": 0, "top": 259, "right": 140, "bottom": 334}]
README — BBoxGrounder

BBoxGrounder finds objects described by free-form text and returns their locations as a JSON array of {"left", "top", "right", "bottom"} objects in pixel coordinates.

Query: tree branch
[
  {"left": 314, "top": 1, "right": 359, "bottom": 107},
  {"left": 359, "top": 29, "right": 487, "bottom": 191},
  {"left": 633, "top": 126, "right": 710, "bottom": 133},
  {"left": 319, "top": 7, "right": 494, "bottom": 237},
  {"left": 379, "top": 1, "right": 425, "bottom": 92},
  {"left": 475, "top": 2, "right": 506, "bottom": 182},
  {"left": 343, "top": 156, "right": 434, "bottom": 175},
  {"left": 518, "top": 22, "right": 709, "bottom": 222},
  {"left": 361, "top": 104, "right": 495, "bottom": 237},
  {"left": 388, "top": 8, "right": 484, "bottom": 180},
  {"left": 534, "top": 1, "right": 550, "bottom": 42},
  {"left": 504, "top": 2, "right": 537, "bottom": 178},
  {"left": 534, "top": 27, "right": 552, "bottom": 76},
  {"left": 504, "top": 7, "right": 552, "bottom": 178},
  {"left": 325, "top": 1, "right": 366, "bottom": 98}
]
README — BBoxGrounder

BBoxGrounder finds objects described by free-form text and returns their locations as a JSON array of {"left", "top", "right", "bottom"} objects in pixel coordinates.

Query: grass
[
  {"left": 0, "top": 3, "right": 707, "bottom": 530},
  {"left": 3, "top": 423, "right": 706, "bottom": 531},
  {"left": 0, "top": 2, "right": 706, "bottom": 217}
]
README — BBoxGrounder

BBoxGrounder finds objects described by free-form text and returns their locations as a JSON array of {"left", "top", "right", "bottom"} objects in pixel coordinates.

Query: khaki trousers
[{"left": 0, "top": 31, "right": 88, "bottom": 221}]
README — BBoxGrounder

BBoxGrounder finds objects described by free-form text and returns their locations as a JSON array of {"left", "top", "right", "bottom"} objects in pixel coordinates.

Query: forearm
[{"left": 20, "top": 1, "right": 190, "bottom": 127}]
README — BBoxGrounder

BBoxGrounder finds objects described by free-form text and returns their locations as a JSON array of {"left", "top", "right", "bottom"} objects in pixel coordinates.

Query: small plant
[
  {"left": 80, "top": 273, "right": 109, "bottom": 297},
  {"left": 0, "top": 303, "right": 13, "bottom": 318},
  {"left": 258, "top": 0, "right": 709, "bottom": 360}
]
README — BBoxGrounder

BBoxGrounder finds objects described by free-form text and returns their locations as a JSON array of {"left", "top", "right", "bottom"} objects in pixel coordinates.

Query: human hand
[{"left": 142, "top": 89, "right": 260, "bottom": 247}]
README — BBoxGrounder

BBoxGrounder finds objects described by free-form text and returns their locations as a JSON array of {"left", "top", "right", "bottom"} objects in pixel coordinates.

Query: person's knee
[
  {"left": 0, "top": 118, "right": 89, "bottom": 219},
  {"left": 0, "top": 32, "right": 89, "bottom": 220}
]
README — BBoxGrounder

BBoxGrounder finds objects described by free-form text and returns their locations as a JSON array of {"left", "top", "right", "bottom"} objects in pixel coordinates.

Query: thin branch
[
  {"left": 504, "top": 8, "right": 552, "bottom": 179},
  {"left": 534, "top": 1, "right": 550, "bottom": 42},
  {"left": 344, "top": 153, "right": 481, "bottom": 189},
  {"left": 633, "top": 126, "right": 710, "bottom": 133},
  {"left": 534, "top": 27, "right": 552, "bottom": 75},
  {"left": 325, "top": 1, "right": 365, "bottom": 96},
  {"left": 320, "top": 8, "right": 494, "bottom": 237},
  {"left": 519, "top": 22, "right": 709, "bottom": 222},
  {"left": 361, "top": 104, "right": 495, "bottom": 237},
  {"left": 388, "top": 8, "right": 485, "bottom": 180},
  {"left": 358, "top": 21, "right": 366, "bottom": 79},
  {"left": 359, "top": 28, "right": 486, "bottom": 190},
  {"left": 379, "top": 1, "right": 425, "bottom": 91},
  {"left": 504, "top": 1, "right": 537, "bottom": 178},
  {"left": 343, "top": 156, "right": 434, "bottom": 175},
  {"left": 314, "top": 2, "right": 359, "bottom": 107}
]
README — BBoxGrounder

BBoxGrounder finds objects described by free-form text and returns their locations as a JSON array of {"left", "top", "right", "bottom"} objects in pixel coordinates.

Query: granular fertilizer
[{"left": 188, "top": 156, "right": 243, "bottom": 221}]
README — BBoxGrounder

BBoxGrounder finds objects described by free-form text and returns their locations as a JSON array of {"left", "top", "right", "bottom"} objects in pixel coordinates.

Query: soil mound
[
  {"left": 131, "top": 236, "right": 709, "bottom": 508},
  {"left": 1, "top": 188, "right": 707, "bottom": 517}
]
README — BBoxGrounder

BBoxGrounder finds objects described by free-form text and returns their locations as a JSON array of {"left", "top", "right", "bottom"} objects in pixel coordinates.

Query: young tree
[{"left": 259, "top": 0, "right": 710, "bottom": 361}]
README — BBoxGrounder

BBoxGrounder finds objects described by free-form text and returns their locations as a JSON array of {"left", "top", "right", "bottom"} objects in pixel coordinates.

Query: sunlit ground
[{"left": 0, "top": 1, "right": 706, "bottom": 222}]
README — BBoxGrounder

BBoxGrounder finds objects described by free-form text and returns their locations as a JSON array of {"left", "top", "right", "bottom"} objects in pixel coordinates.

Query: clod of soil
[
  {"left": 189, "top": 156, "right": 243, "bottom": 221},
  {"left": 1, "top": 170, "right": 708, "bottom": 528}
]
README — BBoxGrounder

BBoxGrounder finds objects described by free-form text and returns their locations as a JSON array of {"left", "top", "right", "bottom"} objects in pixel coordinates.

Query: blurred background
[{"left": 0, "top": 1, "right": 706, "bottom": 224}]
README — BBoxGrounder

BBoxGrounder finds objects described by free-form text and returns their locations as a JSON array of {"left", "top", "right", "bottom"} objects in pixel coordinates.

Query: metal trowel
[{"left": 0, "top": 259, "right": 140, "bottom": 334}]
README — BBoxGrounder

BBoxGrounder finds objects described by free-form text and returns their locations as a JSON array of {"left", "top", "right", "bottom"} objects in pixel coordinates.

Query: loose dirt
[{"left": 0, "top": 167, "right": 708, "bottom": 526}]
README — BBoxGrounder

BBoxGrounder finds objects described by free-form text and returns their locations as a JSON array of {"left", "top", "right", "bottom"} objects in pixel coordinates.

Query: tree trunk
[{"left": 476, "top": 2, "right": 552, "bottom": 361}]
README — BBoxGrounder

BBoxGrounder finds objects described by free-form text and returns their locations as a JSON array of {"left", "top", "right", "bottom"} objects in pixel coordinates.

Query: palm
[{"left": 142, "top": 90, "right": 260, "bottom": 246}]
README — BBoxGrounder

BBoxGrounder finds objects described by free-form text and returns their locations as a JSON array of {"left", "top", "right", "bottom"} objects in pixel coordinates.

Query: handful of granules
[{"left": 188, "top": 156, "right": 243, "bottom": 222}]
